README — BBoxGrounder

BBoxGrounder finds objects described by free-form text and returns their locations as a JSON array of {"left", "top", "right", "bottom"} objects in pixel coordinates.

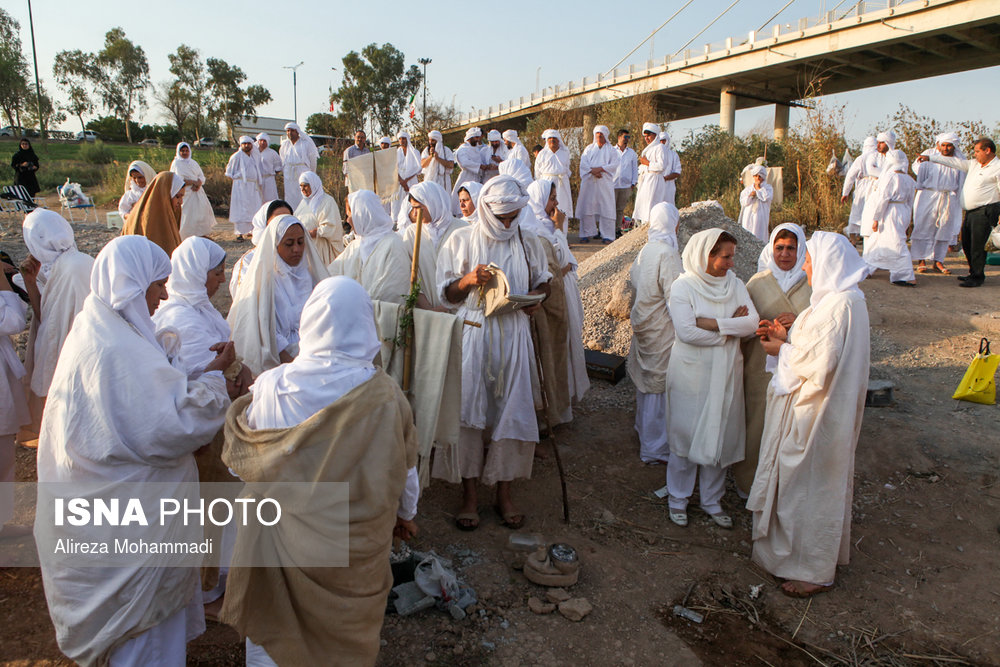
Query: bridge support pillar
[
  {"left": 582, "top": 112, "right": 593, "bottom": 134},
  {"left": 720, "top": 86, "right": 736, "bottom": 135},
  {"left": 774, "top": 104, "right": 790, "bottom": 141}
]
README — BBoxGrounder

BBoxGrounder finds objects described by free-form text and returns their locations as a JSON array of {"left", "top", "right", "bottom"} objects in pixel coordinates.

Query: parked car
[
  {"left": 75, "top": 130, "right": 100, "bottom": 142},
  {"left": 1, "top": 126, "right": 40, "bottom": 137},
  {"left": 138, "top": 138, "right": 160, "bottom": 146},
  {"left": 195, "top": 137, "right": 216, "bottom": 148}
]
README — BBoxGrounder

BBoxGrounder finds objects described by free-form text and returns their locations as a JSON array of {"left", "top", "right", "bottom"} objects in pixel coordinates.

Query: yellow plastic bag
[{"left": 953, "top": 338, "right": 1000, "bottom": 405}]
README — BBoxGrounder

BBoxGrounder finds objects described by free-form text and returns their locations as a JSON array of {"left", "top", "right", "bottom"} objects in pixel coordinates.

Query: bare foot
[{"left": 780, "top": 580, "right": 832, "bottom": 598}]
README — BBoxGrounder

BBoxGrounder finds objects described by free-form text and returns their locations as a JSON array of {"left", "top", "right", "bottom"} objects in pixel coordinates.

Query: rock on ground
[
  {"left": 558, "top": 597, "right": 593, "bottom": 622},
  {"left": 578, "top": 201, "right": 766, "bottom": 356}
]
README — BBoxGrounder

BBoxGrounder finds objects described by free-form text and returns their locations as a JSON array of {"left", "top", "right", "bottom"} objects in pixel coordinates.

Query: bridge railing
[{"left": 455, "top": 0, "right": 920, "bottom": 126}]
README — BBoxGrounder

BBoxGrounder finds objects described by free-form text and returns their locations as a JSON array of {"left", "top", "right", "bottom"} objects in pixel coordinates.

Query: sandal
[
  {"left": 780, "top": 581, "right": 833, "bottom": 599},
  {"left": 916, "top": 264, "right": 929, "bottom": 274},
  {"left": 668, "top": 510, "right": 688, "bottom": 527},
  {"left": 455, "top": 512, "right": 480, "bottom": 532},
  {"left": 709, "top": 512, "right": 733, "bottom": 529},
  {"left": 934, "top": 263, "right": 952, "bottom": 275},
  {"left": 493, "top": 505, "right": 525, "bottom": 530}
]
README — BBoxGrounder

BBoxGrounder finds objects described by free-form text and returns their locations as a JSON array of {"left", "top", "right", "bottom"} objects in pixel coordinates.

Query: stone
[
  {"left": 558, "top": 597, "right": 593, "bottom": 622},
  {"left": 425, "top": 652, "right": 437, "bottom": 662},
  {"left": 603, "top": 277, "right": 634, "bottom": 321},
  {"left": 528, "top": 596, "right": 556, "bottom": 614},
  {"left": 545, "top": 587, "right": 572, "bottom": 603}
]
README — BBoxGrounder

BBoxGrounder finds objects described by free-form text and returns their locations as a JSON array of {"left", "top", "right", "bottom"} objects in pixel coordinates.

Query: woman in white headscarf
[
  {"left": 863, "top": 149, "right": 917, "bottom": 286},
  {"left": 392, "top": 130, "right": 423, "bottom": 220},
  {"left": 421, "top": 130, "right": 455, "bottom": 191},
  {"left": 456, "top": 181, "right": 483, "bottom": 224},
  {"left": 0, "top": 256, "right": 30, "bottom": 537},
  {"left": 749, "top": 231, "right": 870, "bottom": 598},
  {"left": 533, "top": 129, "right": 574, "bottom": 219},
  {"left": 229, "top": 200, "right": 294, "bottom": 299},
  {"left": 293, "top": 170, "right": 344, "bottom": 264},
  {"left": 433, "top": 175, "right": 552, "bottom": 531},
  {"left": 627, "top": 201, "right": 682, "bottom": 464},
  {"left": 329, "top": 190, "right": 411, "bottom": 304},
  {"left": 35, "top": 235, "right": 234, "bottom": 666},
  {"left": 399, "top": 180, "right": 468, "bottom": 310},
  {"left": 734, "top": 223, "right": 811, "bottom": 496},
  {"left": 666, "top": 228, "right": 759, "bottom": 529},
  {"left": 222, "top": 276, "right": 418, "bottom": 666},
  {"left": 170, "top": 142, "right": 217, "bottom": 239},
  {"left": 633, "top": 122, "right": 667, "bottom": 224},
  {"left": 15, "top": 209, "right": 94, "bottom": 448},
  {"left": 738, "top": 164, "right": 774, "bottom": 242},
  {"left": 228, "top": 215, "right": 330, "bottom": 375},
  {"left": 118, "top": 160, "right": 156, "bottom": 221},
  {"left": 526, "top": 178, "right": 589, "bottom": 405}
]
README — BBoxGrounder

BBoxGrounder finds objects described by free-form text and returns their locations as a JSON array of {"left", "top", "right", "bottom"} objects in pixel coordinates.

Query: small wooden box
[{"left": 584, "top": 349, "right": 626, "bottom": 384}]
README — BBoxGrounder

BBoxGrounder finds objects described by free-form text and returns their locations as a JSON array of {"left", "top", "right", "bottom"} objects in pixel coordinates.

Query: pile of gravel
[{"left": 578, "top": 201, "right": 766, "bottom": 356}]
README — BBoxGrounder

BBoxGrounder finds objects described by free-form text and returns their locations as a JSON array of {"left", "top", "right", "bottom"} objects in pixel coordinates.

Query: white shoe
[
  {"left": 669, "top": 510, "right": 688, "bottom": 527},
  {"left": 709, "top": 512, "right": 733, "bottom": 529}
]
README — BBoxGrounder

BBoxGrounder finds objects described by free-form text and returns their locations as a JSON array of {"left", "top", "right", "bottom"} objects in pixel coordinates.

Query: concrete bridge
[{"left": 442, "top": 0, "right": 1000, "bottom": 142}]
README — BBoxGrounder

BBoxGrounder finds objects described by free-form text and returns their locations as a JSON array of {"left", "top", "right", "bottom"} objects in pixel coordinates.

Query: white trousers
[
  {"left": 910, "top": 238, "right": 949, "bottom": 263},
  {"left": 666, "top": 454, "right": 727, "bottom": 515},
  {"left": 579, "top": 215, "right": 616, "bottom": 241},
  {"left": 635, "top": 391, "right": 669, "bottom": 464},
  {"left": 246, "top": 638, "right": 279, "bottom": 667},
  {"left": 109, "top": 604, "right": 189, "bottom": 667}
]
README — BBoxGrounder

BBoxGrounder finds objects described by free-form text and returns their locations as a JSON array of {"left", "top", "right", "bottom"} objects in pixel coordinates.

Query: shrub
[{"left": 78, "top": 140, "right": 115, "bottom": 164}]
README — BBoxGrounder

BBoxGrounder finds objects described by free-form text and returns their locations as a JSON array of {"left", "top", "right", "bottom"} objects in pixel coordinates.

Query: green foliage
[
  {"left": 53, "top": 50, "right": 94, "bottom": 132},
  {"left": 404, "top": 98, "right": 459, "bottom": 140},
  {"left": 90, "top": 28, "right": 151, "bottom": 143},
  {"left": 0, "top": 8, "right": 31, "bottom": 127},
  {"left": 21, "top": 83, "right": 65, "bottom": 132},
  {"left": 86, "top": 115, "right": 141, "bottom": 142},
  {"left": 206, "top": 58, "right": 271, "bottom": 145},
  {"left": 306, "top": 112, "right": 352, "bottom": 138},
  {"left": 876, "top": 104, "right": 996, "bottom": 159},
  {"left": 332, "top": 43, "right": 422, "bottom": 138},
  {"left": 166, "top": 45, "right": 210, "bottom": 140},
  {"left": 78, "top": 140, "right": 115, "bottom": 164}
]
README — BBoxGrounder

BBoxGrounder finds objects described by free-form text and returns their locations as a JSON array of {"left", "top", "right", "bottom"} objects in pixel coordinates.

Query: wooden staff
[
  {"left": 529, "top": 317, "right": 570, "bottom": 522},
  {"left": 402, "top": 207, "right": 424, "bottom": 393}
]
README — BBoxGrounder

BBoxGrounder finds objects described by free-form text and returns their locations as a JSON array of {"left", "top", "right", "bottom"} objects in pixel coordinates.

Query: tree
[
  {"left": 167, "top": 45, "right": 209, "bottom": 141},
  {"left": 331, "top": 43, "right": 422, "bottom": 138},
  {"left": 403, "top": 98, "right": 459, "bottom": 142},
  {"left": 0, "top": 9, "right": 31, "bottom": 128},
  {"left": 85, "top": 115, "right": 140, "bottom": 143},
  {"left": 22, "top": 82, "right": 65, "bottom": 130},
  {"left": 90, "top": 28, "right": 150, "bottom": 143},
  {"left": 155, "top": 80, "right": 193, "bottom": 137},
  {"left": 53, "top": 49, "right": 94, "bottom": 132},
  {"left": 306, "top": 111, "right": 353, "bottom": 138},
  {"left": 206, "top": 57, "right": 271, "bottom": 144}
]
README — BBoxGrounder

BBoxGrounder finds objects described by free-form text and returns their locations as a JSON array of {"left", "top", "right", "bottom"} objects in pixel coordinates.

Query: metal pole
[
  {"left": 26, "top": 0, "right": 44, "bottom": 139},
  {"left": 418, "top": 58, "right": 431, "bottom": 136},
  {"left": 292, "top": 70, "right": 297, "bottom": 125}
]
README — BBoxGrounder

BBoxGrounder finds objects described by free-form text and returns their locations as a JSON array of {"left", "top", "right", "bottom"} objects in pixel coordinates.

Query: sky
[{"left": 6, "top": 0, "right": 998, "bottom": 143}]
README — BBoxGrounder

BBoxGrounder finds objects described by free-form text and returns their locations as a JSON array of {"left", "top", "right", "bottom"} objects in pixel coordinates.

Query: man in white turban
[
  {"left": 453, "top": 127, "right": 484, "bottom": 201},
  {"left": 378, "top": 136, "right": 391, "bottom": 149},
  {"left": 279, "top": 122, "right": 318, "bottom": 210},
  {"left": 534, "top": 129, "right": 574, "bottom": 219},
  {"left": 433, "top": 175, "right": 552, "bottom": 531},
  {"left": 577, "top": 126, "right": 620, "bottom": 244},
  {"left": 255, "top": 133, "right": 282, "bottom": 201},
  {"left": 863, "top": 149, "right": 917, "bottom": 286},
  {"left": 503, "top": 129, "right": 531, "bottom": 166},
  {"left": 633, "top": 122, "right": 667, "bottom": 224},
  {"left": 909, "top": 132, "right": 966, "bottom": 274},
  {"left": 392, "top": 130, "right": 422, "bottom": 220},
  {"left": 859, "top": 131, "right": 900, "bottom": 239},
  {"left": 421, "top": 130, "right": 455, "bottom": 191},
  {"left": 840, "top": 137, "right": 876, "bottom": 244},
  {"left": 480, "top": 129, "right": 508, "bottom": 183},
  {"left": 738, "top": 164, "right": 774, "bottom": 242},
  {"left": 226, "top": 136, "right": 264, "bottom": 241}
]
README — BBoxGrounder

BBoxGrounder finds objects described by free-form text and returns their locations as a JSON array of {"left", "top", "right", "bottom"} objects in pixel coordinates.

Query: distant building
[{"left": 233, "top": 116, "right": 294, "bottom": 145}]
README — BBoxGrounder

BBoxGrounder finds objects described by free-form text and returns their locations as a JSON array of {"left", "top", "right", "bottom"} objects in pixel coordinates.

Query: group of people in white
[{"left": 1, "top": 117, "right": 997, "bottom": 665}]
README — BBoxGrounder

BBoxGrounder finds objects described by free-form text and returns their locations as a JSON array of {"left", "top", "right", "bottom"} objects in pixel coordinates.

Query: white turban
[
  {"left": 750, "top": 164, "right": 767, "bottom": 178},
  {"left": 936, "top": 132, "right": 959, "bottom": 147},
  {"left": 594, "top": 125, "right": 610, "bottom": 141},
  {"left": 642, "top": 122, "right": 660, "bottom": 135},
  {"left": 465, "top": 127, "right": 482, "bottom": 141},
  {"left": 284, "top": 122, "right": 301, "bottom": 132},
  {"left": 487, "top": 129, "right": 502, "bottom": 142},
  {"left": 478, "top": 176, "right": 528, "bottom": 241},
  {"left": 884, "top": 149, "right": 908, "bottom": 173},
  {"left": 541, "top": 129, "right": 562, "bottom": 141},
  {"left": 256, "top": 133, "right": 270, "bottom": 143},
  {"left": 498, "top": 158, "right": 533, "bottom": 189},
  {"left": 502, "top": 129, "right": 519, "bottom": 142},
  {"left": 428, "top": 130, "right": 443, "bottom": 143},
  {"left": 876, "top": 131, "right": 896, "bottom": 149},
  {"left": 397, "top": 130, "right": 411, "bottom": 141},
  {"left": 239, "top": 135, "right": 254, "bottom": 145},
  {"left": 862, "top": 136, "right": 876, "bottom": 153},
  {"left": 378, "top": 136, "right": 391, "bottom": 146}
]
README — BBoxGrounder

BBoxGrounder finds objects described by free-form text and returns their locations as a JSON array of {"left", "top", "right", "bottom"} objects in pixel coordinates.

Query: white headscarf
[
  {"left": 806, "top": 231, "right": 869, "bottom": 308},
  {"left": 172, "top": 144, "right": 192, "bottom": 166},
  {"left": 862, "top": 136, "right": 876, "bottom": 153},
  {"left": 498, "top": 157, "right": 533, "bottom": 189},
  {"left": 478, "top": 176, "right": 528, "bottom": 242},
  {"left": 408, "top": 181, "right": 453, "bottom": 245},
  {"left": 642, "top": 122, "right": 660, "bottom": 136},
  {"left": 750, "top": 164, "right": 767, "bottom": 178},
  {"left": 884, "top": 149, "right": 908, "bottom": 173},
  {"left": 298, "top": 170, "right": 326, "bottom": 215},
  {"left": 935, "top": 132, "right": 965, "bottom": 159},
  {"left": 125, "top": 160, "right": 157, "bottom": 194},
  {"left": 239, "top": 135, "right": 254, "bottom": 146},
  {"left": 161, "top": 236, "right": 229, "bottom": 341},
  {"left": 679, "top": 228, "right": 740, "bottom": 303},
  {"left": 23, "top": 209, "right": 77, "bottom": 266},
  {"left": 487, "top": 129, "right": 502, "bottom": 142},
  {"left": 397, "top": 130, "right": 411, "bottom": 141},
  {"left": 876, "top": 131, "right": 896, "bottom": 150},
  {"left": 348, "top": 190, "right": 394, "bottom": 262},
  {"left": 168, "top": 172, "right": 186, "bottom": 198},
  {"left": 271, "top": 216, "right": 318, "bottom": 340},
  {"left": 502, "top": 129, "right": 520, "bottom": 143},
  {"left": 378, "top": 136, "right": 391, "bottom": 147},
  {"left": 524, "top": 178, "right": 557, "bottom": 239},
  {"left": 256, "top": 132, "right": 270, "bottom": 144},
  {"left": 541, "top": 128, "right": 563, "bottom": 142},
  {"left": 464, "top": 127, "right": 482, "bottom": 142},
  {"left": 247, "top": 276, "right": 379, "bottom": 429},
  {"left": 250, "top": 201, "right": 272, "bottom": 247},
  {"left": 658, "top": 131, "right": 669, "bottom": 146},
  {"left": 647, "top": 202, "right": 679, "bottom": 248},
  {"left": 456, "top": 181, "right": 483, "bottom": 222},
  {"left": 756, "top": 222, "right": 807, "bottom": 293},
  {"left": 90, "top": 235, "right": 171, "bottom": 349}
]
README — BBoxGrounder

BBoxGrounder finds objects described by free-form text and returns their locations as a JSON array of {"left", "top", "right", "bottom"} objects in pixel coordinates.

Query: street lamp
[
  {"left": 283, "top": 61, "right": 304, "bottom": 124},
  {"left": 418, "top": 58, "right": 432, "bottom": 135}
]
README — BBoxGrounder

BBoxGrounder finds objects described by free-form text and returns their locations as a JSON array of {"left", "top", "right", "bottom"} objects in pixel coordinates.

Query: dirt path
[{"left": 2, "top": 209, "right": 999, "bottom": 666}]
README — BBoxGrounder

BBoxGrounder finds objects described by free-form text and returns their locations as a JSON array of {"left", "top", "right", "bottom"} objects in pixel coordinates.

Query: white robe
[
  {"left": 748, "top": 290, "right": 870, "bottom": 584},
  {"left": 0, "top": 292, "right": 29, "bottom": 435},
  {"left": 577, "top": 142, "right": 619, "bottom": 239},
  {"left": 171, "top": 157, "right": 217, "bottom": 239},
  {"left": 480, "top": 143, "right": 509, "bottom": 183},
  {"left": 863, "top": 171, "right": 916, "bottom": 283},
  {"left": 556, "top": 233, "right": 589, "bottom": 403},
  {"left": 507, "top": 142, "right": 530, "bottom": 168},
  {"left": 420, "top": 145, "right": 455, "bottom": 191},
  {"left": 391, "top": 146, "right": 422, "bottom": 220},
  {"left": 255, "top": 147, "right": 282, "bottom": 202},
  {"left": 738, "top": 184, "right": 774, "bottom": 242},
  {"left": 225, "top": 151, "right": 263, "bottom": 232},
  {"left": 841, "top": 153, "right": 874, "bottom": 235},
  {"left": 859, "top": 151, "right": 888, "bottom": 236},
  {"left": 534, "top": 147, "right": 574, "bottom": 218},
  {"left": 666, "top": 277, "right": 759, "bottom": 467},
  {"left": 279, "top": 138, "right": 318, "bottom": 210},
  {"left": 118, "top": 185, "right": 143, "bottom": 219},
  {"left": 400, "top": 217, "right": 467, "bottom": 310},
  {"left": 633, "top": 143, "right": 667, "bottom": 222},
  {"left": 328, "top": 234, "right": 411, "bottom": 305},
  {"left": 294, "top": 193, "right": 344, "bottom": 264},
  {"left": 453, "top": 143, "right": 483, "bottom": 193},
  {"left": 35, "top": 294, "right": 229, "bottom": 665},
  {"left": 911, "top": 149, "right": 965, "bottom": 253},
  {"left": 661, "top": 147, "right": 682, "bottom": 206}
]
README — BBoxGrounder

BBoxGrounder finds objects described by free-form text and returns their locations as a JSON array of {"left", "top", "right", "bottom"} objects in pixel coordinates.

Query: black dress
[{"left": 11, "top": 141, "right": 40, "bottom": 196}]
